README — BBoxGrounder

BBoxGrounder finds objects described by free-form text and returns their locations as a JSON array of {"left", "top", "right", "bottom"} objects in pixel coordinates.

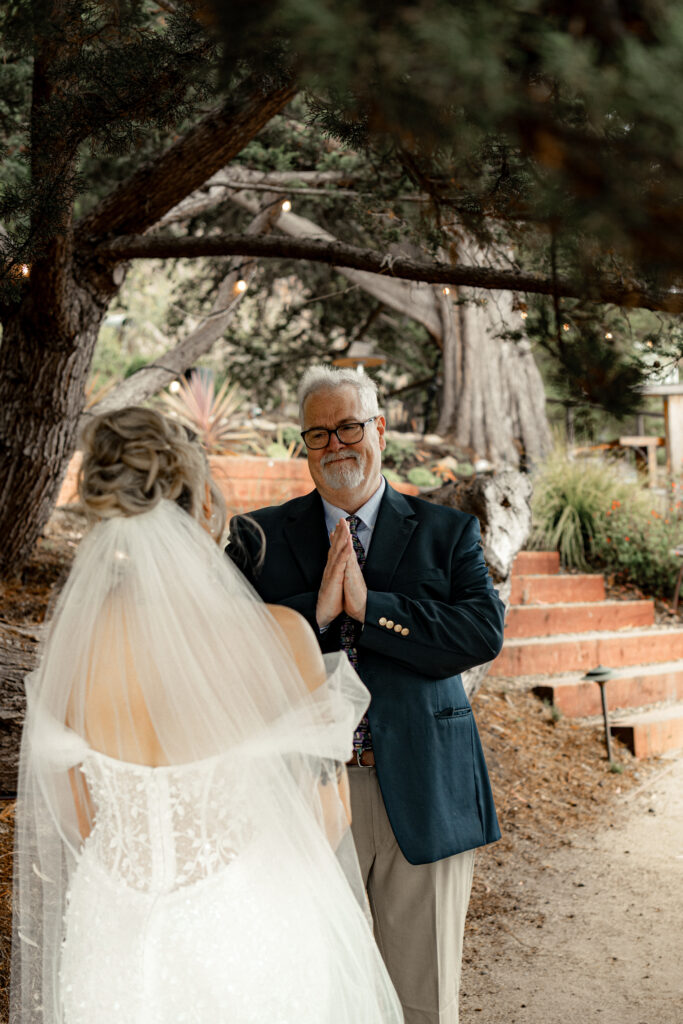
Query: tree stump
[{"left": 424, "top": 469, "right": 532, "bottom": 696}]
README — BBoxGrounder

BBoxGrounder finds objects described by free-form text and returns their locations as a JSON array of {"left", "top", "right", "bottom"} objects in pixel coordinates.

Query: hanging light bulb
[
  {"left": 169, "top": 380, "right": 181, "bottom": 394},
  {"left": 520, "top": 311, "right": 528, "bottom": 320},
  {"left": 442, "top": 287, "right": 450, "bottom": 295},
  {"left": 281, "top": 199, "right": 292, "bottom": 213},
  {"left": 235, "top": 279, "right": 248, "bottom": 294},
  {"left": 605, "top": 332, "right": 613, "bottom": 339},
  {"left": 20, "top": 264, "right": 30, "bottom": 277},
  {"left": 562, "top": 323, "right": 570, "bottom": 331}
]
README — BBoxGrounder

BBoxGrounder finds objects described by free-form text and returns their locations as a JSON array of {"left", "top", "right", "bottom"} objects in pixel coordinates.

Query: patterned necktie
[{"left": 339, "top": 515, "right": 373, "bottom": 756}]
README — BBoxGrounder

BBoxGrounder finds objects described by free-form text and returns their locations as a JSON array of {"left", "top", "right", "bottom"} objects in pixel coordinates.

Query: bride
[{"left": 11, "top": 407, "right": 402, "bottom": 1024}]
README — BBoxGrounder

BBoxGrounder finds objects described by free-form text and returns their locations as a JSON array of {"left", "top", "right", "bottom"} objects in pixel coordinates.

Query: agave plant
[{"left": 162, "top": 370, "right": 261, "bottom": 455}]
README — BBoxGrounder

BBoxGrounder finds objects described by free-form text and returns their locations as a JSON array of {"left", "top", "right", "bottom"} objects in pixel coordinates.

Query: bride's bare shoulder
[{"left": 266, "top": 604, "right": 325, "bottom": 691}]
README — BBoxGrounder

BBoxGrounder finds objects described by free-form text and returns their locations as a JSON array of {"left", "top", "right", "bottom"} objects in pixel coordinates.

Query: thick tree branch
[
  {"left": 82, "top": 203, "right": 281, "bottom": 420},
  {"left": 94, "top": 232, "right": 683, "bottom": 314},
  {"left": 75, "top": 77, "right": 297, "bottom": 243}
]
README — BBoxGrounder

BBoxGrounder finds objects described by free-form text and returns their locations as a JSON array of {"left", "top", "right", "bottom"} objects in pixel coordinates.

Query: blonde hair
[{"left": 78, "top": 407, "right": 226, "bottom": 541}]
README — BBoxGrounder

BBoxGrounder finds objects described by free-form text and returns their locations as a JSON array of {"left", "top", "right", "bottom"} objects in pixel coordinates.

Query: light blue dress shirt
[{"left": 321, "top": 476, "right": 386, "bottom": 555}]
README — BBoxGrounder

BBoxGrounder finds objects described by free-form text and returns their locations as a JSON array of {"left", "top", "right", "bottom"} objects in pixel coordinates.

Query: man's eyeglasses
[{"left": 301, "top": 418, "right": 377, "bottom": 451}]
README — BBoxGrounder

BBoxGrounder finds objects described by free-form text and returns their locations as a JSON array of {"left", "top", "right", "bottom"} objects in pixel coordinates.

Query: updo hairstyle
[{"left": 78, "top": 407, "right": 226, "bottom": 540}]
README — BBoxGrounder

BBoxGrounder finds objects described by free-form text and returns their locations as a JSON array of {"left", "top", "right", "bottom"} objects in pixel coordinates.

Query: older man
[{"left": 228, "top": 365, "right": 504, "bottom": 1024}]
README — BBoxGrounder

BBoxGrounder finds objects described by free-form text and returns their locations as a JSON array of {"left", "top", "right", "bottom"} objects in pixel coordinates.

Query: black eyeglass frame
[{"left": 300, "top": 417, "right": 377, "bottom": 450}]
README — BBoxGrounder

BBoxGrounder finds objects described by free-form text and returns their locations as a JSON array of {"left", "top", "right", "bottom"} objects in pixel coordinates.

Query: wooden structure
[
  {"left": 618, "top": 435, "right": 666, "bottom": 489},
  {"left": 641, "top": 383, "right": 683, "bottom": 477}
]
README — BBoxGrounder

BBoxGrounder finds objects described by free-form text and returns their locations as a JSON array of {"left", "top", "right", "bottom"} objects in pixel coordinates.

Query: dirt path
[{"left": 461, "top": 753, "right": 683, "bottom": 1024}]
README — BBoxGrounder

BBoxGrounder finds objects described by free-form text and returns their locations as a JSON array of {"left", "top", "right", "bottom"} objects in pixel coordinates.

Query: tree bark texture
[
  {"left": 425, "top": 469, "right": 533, "bottom": 697},
  {"left": 0, "top": 258, "right": 115, "bottom": 576},
  {"left": 0, "top": 622, "right": 40, "bottom": 793},
  {"left": 436, "top": 283, "right": 551, "bottom": 468}
]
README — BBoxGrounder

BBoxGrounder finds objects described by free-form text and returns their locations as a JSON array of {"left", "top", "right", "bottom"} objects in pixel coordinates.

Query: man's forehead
[{"left": 303, "top": 388, "right": 363, "bottom": 424}]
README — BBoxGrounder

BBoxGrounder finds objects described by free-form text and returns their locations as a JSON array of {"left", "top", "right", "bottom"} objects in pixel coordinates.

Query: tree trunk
[
  {"left": 0, "top": 262, "right": 114, "bottom": 577},
  {"left": 436, "top": 283, "right": 551, "bottom": 468},
  {"left": 0, "top": 621, "right": 41, "bottom": 793}
]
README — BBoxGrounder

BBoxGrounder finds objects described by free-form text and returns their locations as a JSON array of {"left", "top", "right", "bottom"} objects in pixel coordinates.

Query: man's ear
[{"left": 376, "top": 415, "right": 387, "bottom": 451}]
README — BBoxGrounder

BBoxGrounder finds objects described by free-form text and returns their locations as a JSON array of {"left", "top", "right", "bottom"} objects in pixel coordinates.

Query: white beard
[{"left": 320, "top": 453, "right": 365, "bottom": 491}]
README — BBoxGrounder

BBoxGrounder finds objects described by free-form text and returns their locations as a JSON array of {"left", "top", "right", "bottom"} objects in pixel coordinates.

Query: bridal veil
[{"left": 11, "top": 447, "right": 401, "bottom": 1021}]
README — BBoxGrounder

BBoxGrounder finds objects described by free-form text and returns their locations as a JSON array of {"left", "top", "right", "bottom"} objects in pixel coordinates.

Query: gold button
[
  {"left": 378, "top": 616, "right": 387, "bottom": 626},
  {"left": 386, "top": 620, "right": 394, "bottom": 629},
  {"left": 401, "top": 627, "right": 410, "bottom": 636},
  {"left": 394, "top": 623, "right": 402, "bottom": 633}
]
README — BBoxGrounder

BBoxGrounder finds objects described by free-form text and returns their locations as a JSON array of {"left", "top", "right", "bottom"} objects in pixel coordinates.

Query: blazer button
[
  {"left": 393, "top": 623, "right": 402, "bottom": 632},
  {"left": 386, "top": 620, "right": 394, "bottom": 629},
  {"left": 378, "top": 616, "right": 387, "bottom": 626},
  {"left": 401, "top": 627, "right": 410, "bottom": 636}
]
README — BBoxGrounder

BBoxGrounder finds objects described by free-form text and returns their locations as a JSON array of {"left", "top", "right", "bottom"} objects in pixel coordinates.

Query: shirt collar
[{"left": 321, "top": 476, "right": 386, "bottom": 535}]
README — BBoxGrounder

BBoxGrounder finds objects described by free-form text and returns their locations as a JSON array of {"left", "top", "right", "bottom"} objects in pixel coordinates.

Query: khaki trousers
[{"left": 348, "top": 766, "right": 475, "bottom": 1024}]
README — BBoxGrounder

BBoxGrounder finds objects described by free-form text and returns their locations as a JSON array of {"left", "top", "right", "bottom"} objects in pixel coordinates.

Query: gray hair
[{"left": 298, "top": 366, "right": 380, "bottom": 424}]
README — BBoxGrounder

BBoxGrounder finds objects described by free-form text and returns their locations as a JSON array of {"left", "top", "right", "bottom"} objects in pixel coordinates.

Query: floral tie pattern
[{"left": 340, "top": 515, "right": 373, "bottom": 756}]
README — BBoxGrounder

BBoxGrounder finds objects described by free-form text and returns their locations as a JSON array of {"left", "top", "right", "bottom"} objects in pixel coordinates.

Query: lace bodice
[{"left": 81, "top": 752, "right": 254, "bottom": 893}]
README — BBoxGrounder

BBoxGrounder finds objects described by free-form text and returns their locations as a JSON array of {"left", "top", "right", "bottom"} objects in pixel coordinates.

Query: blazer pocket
[
  {"left": 434, "top": 707, "right": 472, "bottom": 720},
  {"left": 394, "top": 570, "right": 447, "bottom": 586}
]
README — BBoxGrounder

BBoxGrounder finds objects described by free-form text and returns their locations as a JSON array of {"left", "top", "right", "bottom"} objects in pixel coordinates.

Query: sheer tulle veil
[{"left": 11, "top": 496, "right": 402, "bottom": 1022}]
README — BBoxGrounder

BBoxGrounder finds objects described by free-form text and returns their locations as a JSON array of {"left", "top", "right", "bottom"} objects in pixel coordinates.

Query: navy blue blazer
[{"left": 228, "top": 481, "right": 505, "bottom": 865}]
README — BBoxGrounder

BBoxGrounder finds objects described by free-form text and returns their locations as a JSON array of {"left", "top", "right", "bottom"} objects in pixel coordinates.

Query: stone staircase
[{"left": 490, "top": 551, "right": 683, "bottom": 758}]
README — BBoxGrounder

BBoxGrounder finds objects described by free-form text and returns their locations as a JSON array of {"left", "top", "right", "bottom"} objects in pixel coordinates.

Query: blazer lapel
[
  {"left": 363, "top": 484, "right": 417, "bottom": 591},
  {"left": 283, "top": 490, "right": 329, "bottom": 589}
]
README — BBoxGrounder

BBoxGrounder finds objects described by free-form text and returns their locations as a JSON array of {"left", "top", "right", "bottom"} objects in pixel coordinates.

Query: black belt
[{"left": 346, "top": 749, "right": 375, "bottom": 767}]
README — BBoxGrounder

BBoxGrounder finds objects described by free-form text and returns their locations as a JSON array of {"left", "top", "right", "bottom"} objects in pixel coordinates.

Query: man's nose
[{"left": 326, "top": 431, "right": 344, "bottom": 451}]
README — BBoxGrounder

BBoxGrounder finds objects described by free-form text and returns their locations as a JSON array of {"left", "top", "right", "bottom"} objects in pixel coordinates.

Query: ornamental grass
[{"left": 531, "top": 449, "right": 682, "bottom": 601}]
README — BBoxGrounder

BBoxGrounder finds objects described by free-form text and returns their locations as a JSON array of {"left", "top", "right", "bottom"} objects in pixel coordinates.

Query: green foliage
[
  {"left": 211, "top": 0, "right": 683, "bottom": 282},
  {"left": 406, "top": 466, "right": 440, "bottom": 490},
  {"left": 531, "top": 449, "right": 647, "bottom": 571},
  {"left": 380, "top": 467, "right": 404, "bottom": 484},
  {"left": 592, "top": 495, "right": 682, "bottom": 599},
  {"left": 382, "top": 437, "right": 418, "bottom": 472},
  {"left": 532, "top": 449, "right": 682, "bottom": 599}
]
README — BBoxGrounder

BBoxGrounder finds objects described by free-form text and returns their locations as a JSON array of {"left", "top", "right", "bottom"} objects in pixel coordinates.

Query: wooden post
[{"left": 664, "top": 395, "right": 683, "bottom": 477}]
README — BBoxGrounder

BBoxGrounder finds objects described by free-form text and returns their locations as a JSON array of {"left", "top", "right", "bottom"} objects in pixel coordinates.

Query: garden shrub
[
  {"left": 406, "top": 466, "right": 441, "bottom": 489},
  {"left": 531, "top": 449, "right": 682, "bottom": 599}
]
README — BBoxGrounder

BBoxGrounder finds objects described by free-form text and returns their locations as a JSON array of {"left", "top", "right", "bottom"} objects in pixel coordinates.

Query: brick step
[
  {"left": 512, "top": 551, "right": 560, "bottom": 576},
  {"left": 490, "top": 627, "right": 683, "bottom": 677},
  {"left": 532, "top": 662, "right": 683, "bottom": 717},
  {"left": 610, "top": 702, "right": 683, "bottom": 758},
  {"left": 506, "top": 600, "right": 654, "bottom": 639},
  {"left": 510, "top": 573, "right": 606, "bottom": 605}
]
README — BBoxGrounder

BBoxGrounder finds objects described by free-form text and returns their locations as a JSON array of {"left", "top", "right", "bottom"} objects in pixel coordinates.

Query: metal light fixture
[{"left": 582, "top": 666, "right": 615, "bottom": 762}]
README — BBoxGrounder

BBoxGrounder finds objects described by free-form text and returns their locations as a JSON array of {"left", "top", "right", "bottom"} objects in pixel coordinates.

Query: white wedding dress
[
  {"left": 60, "top": 747, "right": 340, "bottom": 1024},
  {"left": 12, "top": 501, "right": 402, "bottom": 1024}
]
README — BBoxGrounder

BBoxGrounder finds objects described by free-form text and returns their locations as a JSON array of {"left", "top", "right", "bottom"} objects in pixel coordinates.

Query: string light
[
  {"left": 281, "top": 199, "right": 292, "bottom": 213},
  {"left": 169, "top": 380, "right": 181, "bottom": 394},
  {"left": 20, "top": 264, "right": 30, "bottom": 277},
  {"left": 235, "top": 279, "right": 248, "bottom": 294},
  {"left": 442, "top": 287, "right": 450, "bottom": 295},
  {"left": 562, "top": 323, "right": 570, "bottom": 331},
  {"left": 605, "top": 332, "right": 613, "bottom": 339},
  {"left": 520, "top": 311, "right": 528, "bottom": 320}
]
